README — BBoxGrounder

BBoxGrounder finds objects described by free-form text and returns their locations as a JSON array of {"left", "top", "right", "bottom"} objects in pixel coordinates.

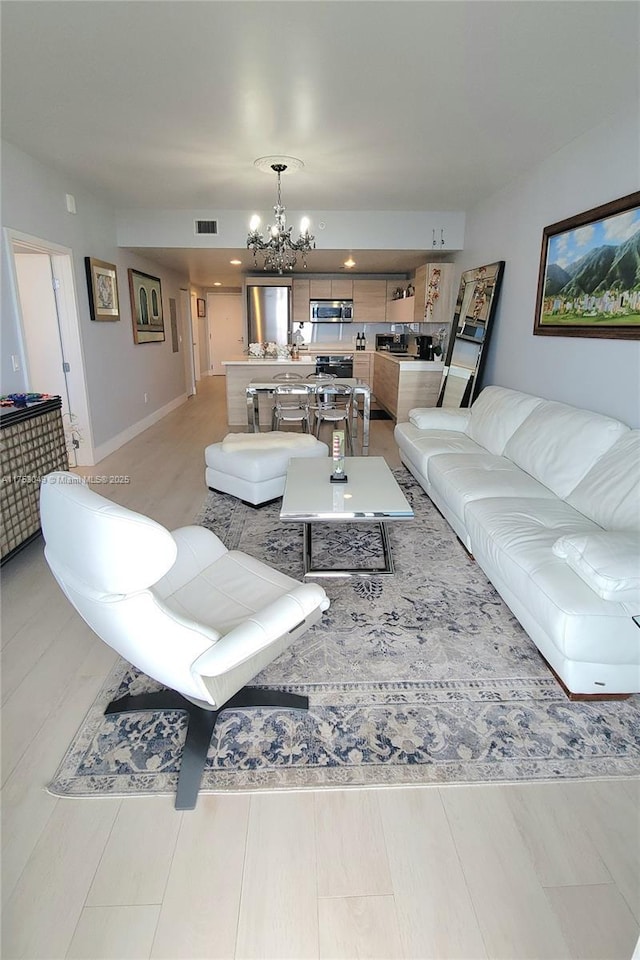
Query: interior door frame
[
  {"left": 4, "top": 228, "right": 95, "bottom": 465},
  {"left": 180, "top": 287, "right": 196, "bottom": 396}
]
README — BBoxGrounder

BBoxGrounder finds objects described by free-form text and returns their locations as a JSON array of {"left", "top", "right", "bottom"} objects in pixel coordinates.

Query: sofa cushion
[
  {"left": 566, "top": 430, "right": 640, "bottom": 531},
  {"left": 394, "top": 422, "right": 484, "bottom": 482},
  {"left": 552, "top": 530, "right": 640, "bottom": 604},
  {"left": 466, "top": 386, "right": 544, "bottom": 455},
  {"left": 465, "top": 497, "right": 637, "bottom": 667},
  {"left": 408, "top": 408, "right": 471, "bottom": 432},
  {"left": 503, "top": 400, "right": 629, "bottom": 500},
  {"left": 428, "top": 452, "right": 557, "bottom": 532}
]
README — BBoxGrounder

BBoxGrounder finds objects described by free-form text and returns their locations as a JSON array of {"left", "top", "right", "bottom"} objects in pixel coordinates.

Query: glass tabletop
[{"left": 280, "top": 457, "right": 414, "bottom": 521}]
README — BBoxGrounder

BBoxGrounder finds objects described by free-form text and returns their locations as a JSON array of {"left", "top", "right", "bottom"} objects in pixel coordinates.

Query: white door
[
  {"left": 207, "top": 292, "right": 244, "bottom": 375},
  {"left": 190, "top": 291, "right": 201, "bottom": 381},
  {"left": 7, "top": 231, "right": 94, "bottom": 465},
  {"left": 14, "top": 254, "right": 71, "bottom": 404}
]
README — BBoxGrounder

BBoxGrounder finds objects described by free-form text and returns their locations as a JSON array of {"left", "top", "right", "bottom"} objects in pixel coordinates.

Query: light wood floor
[{"left": 2, "top": 376, "right": 639, "bottom": 960}]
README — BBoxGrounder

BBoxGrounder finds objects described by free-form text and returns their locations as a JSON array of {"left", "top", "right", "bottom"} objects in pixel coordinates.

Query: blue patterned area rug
[{"left": 49, "top": 469, "right": 640, "bottom": 798}]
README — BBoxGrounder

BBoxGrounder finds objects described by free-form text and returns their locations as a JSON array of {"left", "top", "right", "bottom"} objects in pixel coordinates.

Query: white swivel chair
[{"left": 40, "top": 472, "right": 329, "bottom": 809}]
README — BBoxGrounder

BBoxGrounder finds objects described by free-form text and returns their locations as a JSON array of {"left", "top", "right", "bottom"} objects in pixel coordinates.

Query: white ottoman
[{"left": 205, "top": 432, "right": 329, "bottom": 506}]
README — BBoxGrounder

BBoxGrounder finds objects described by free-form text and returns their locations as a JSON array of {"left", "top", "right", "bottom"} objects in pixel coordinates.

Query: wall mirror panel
[{"left": 437, "top": 261, "right": 505, "bottom": 408}]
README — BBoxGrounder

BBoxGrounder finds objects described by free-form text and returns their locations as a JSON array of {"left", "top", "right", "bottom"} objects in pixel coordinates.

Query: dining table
[{"left": 245, "top": 377, "right": 372, "bottom": 453}]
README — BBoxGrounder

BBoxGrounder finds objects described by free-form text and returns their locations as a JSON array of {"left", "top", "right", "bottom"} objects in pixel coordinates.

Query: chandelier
[{"left": 247, "top": 156, "right": 315, "bottom": 273}]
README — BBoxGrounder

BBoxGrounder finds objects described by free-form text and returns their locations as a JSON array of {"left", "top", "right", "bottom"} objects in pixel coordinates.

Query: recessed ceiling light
[
  {"left": 213, "top": 281, "right": 222, "bottom": 286},
  {"left": 230, "top": 259, "right": 242, "bottom": 265},
  {"left": 344, "top": 257, "right": 356, "bottom": 269}
]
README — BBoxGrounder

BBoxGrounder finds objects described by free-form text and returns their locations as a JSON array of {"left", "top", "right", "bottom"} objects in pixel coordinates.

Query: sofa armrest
[
  {"left": 408, "top": 408, "right": 472, "bottom": 432},
  {"left": 553, "top": 531, "right": 640, "bottom": 604}
]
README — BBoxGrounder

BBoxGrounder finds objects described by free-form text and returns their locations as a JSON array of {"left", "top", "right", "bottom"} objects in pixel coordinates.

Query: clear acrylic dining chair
[
  {"left": 313, "top": 383, "right": 354, "bottom": 453},
  {"left": 271, "top": 383, "right": 313, "bottom": 433}
]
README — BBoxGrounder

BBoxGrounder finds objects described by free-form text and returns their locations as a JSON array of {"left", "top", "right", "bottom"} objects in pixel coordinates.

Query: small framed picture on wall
[
  {"left": 196, "top": 298, "right": 206, "bottom": 318},
  {"left": 128, "top": 269, "right": 166, "bottom": 344},
  {"left": 85, "top": 258, "right": 120, "bottom": 322}
]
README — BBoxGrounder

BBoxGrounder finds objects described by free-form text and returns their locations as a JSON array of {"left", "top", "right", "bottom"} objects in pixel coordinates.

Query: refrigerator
[{"left": 246, "top": 285, "right": 291, "bottom": 344}]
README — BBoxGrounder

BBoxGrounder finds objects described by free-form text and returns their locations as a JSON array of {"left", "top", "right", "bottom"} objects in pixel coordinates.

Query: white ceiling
[{"left": 2, "top": 1, "right": 638, "bottom": 286}]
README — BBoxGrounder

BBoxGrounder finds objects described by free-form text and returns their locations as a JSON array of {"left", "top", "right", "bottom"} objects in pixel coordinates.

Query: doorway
[
  {"left": 180, "top": 288, "right": 196, "bottom": 396},
  {"left": 207, "top": 292, "right": 243, "bottom": 375},
  {"left": 5, "top": 229, "right": 94, "bottom": 465},
  {"left": 190, "top": 291, "right": 202, "bottom": 381}
]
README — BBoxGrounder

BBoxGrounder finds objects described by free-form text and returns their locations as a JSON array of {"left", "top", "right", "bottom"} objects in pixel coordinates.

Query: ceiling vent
[{"left": 195, "top": 219, "right": 218, "bottom": 235}]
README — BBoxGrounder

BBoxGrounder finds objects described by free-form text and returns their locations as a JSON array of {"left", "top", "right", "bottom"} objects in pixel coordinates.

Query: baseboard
[{"left": 93, "top": 394, "right": 188, "bottom": 464}]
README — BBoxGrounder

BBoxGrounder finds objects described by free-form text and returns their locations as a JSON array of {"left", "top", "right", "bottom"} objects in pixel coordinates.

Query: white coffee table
[{"left": 280, "top": 457, "right": 414, "bottom": 578}]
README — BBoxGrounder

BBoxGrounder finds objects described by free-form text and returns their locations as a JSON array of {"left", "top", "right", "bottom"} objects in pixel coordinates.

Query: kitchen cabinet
[
  {"left": 292, "top": 278, "right": 310, "bottom": 324},
  {"left": 373, "top": 353, "right": 400, "bottom": 417},
  {"left": 353, "top": 279, "right": 387, "bottom": 322},
  {"left": 330, "top": 277, "right": 353, "bottom": 299},
  {"left": 373, "top": 353, "right": 443, "bottom": 421},
  {"left": 309, "top": 278, "right": 332, "bottom": 299},
  {"left": 413, "top": 262, "right": 455, "bottom": 325},
  {"left": 353, "top": 352, "right": 372, "bottom": 387},
  {"left": 386, "top": 295, "right": 415, "bottom": 325},
  {"left": 309, "top": 278, "right": 353, "bottom": 299}
]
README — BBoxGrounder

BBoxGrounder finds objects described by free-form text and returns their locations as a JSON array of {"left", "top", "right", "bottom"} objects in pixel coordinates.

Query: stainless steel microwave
[{"left": 309, "top": 299, "right": 353, "bottom": 322}]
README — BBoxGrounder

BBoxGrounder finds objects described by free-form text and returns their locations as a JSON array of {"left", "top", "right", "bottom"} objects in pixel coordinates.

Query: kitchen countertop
[
  {"left": 374, "top": 352, "right": 444, "bottom": 371},
  {"left": 221, "top": 352, "right": 443, "bottom": 371},
  {"left": 222, "top": 357, "right": 316, "bottom": 365}
]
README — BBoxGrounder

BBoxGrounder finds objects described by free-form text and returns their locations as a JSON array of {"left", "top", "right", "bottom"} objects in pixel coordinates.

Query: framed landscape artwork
[
  {"left": 128, "top": 269, "right": 165, "bottom": 344},
  {"left": 534, "top": 191, "right": 640, "bottom": 339},
  {"left": 85, "top": 258, "right": 120, "bottom": 322}
]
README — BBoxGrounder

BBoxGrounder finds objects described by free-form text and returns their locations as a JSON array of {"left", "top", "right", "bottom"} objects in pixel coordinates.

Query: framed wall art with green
[{"left": 533, "top": 191, "right": 640, "bottom": 340}]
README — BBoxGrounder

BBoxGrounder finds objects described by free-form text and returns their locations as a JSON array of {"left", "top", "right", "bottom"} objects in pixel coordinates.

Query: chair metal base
[{"left": 104, "top": 686, "right": 309, "bottom": 810}]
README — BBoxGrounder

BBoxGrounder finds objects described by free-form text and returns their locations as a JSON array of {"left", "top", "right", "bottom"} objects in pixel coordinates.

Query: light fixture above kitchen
[
  {"left": 344, "top": 257, "right": 356, "bottom": 269},
  {"left": 229, "top": 259, "right": 242, "bottom": 265},
  {"left": 247, "top": 156, "right": 315, "bottom": 274}
]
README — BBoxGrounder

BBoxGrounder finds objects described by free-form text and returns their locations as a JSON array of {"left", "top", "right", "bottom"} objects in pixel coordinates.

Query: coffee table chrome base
[{"left": 303, "top": 521, "right": 395, "bottom": 578}]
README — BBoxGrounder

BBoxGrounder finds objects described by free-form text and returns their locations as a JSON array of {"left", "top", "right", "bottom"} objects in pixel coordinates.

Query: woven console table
[{"left": 1, "top": 397, "right": 68, "bottom": 564}]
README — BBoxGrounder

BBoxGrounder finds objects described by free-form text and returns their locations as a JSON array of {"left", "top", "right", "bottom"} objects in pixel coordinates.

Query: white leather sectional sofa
[{"left": 394, "top": 386, "right": 640, "bottom": 696}]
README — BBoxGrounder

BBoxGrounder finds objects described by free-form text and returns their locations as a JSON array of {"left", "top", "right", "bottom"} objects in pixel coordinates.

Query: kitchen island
[
  {"left": 223, "top": 357, "right": 316, "bottom": 425},
  {"left": 222, "top": 357, "right": 372, "bottom": 451},
  {"left": 373, "top": 352, "right": 444, "bottom": 422}
]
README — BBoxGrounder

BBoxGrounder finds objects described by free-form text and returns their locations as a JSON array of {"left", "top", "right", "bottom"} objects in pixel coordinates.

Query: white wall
[
  {"left": 458, "top": 111, "right": 640, "bottom": 426},
  {"left": 1, "top": 140, "right": 190, "bottom": 451},
  {"left": 116, "top": 209, "right": 466, "bottom": 252}
]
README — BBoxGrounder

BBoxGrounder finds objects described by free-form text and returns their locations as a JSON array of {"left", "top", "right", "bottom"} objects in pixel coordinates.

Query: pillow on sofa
[
  {"left": 408, "top": 408, "right": 471, "bottom": 431},
  {"left": 552, "top": 531, "right": 640, "bottom": 603}
]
